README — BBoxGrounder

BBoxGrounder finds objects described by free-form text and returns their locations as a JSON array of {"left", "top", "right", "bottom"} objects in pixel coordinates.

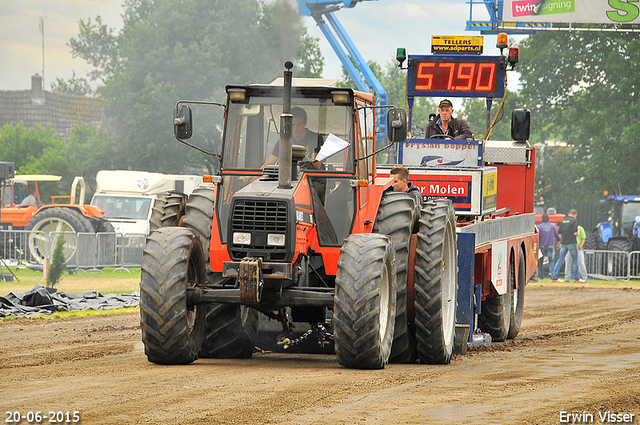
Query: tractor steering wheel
[{"left": 428, "top": 134, "right": 451, "bottom": 140}]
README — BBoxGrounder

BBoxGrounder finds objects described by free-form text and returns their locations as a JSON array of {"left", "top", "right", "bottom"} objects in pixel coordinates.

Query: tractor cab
[{"left": 172, "top": 78, "right": 406, "bottom": 280}]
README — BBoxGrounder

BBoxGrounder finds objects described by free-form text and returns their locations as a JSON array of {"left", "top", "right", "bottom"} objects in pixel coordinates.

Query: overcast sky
[{"left": 0, "top": 0, "right": 524, "bottom": 92}]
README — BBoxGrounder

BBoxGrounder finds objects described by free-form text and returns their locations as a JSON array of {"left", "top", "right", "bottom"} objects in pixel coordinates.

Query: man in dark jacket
[
  {"left": 426, "top": 99, "right": 474, "bottom": 140},
  {"left": 390, "top": 166, "right": 423, "bottom": 206},
  {"left": 551, "top": 209, "right": 580, "bottom": 282}
]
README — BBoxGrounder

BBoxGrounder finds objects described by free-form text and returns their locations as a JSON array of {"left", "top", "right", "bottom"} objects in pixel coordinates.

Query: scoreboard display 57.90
[{"left": 407, "top": 55, "right": 506, "bottom": 98}]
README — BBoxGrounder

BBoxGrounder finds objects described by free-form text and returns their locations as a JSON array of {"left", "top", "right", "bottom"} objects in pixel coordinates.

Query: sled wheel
[{"left": 507, "top": 246, "right": 526, "bottom": 339}]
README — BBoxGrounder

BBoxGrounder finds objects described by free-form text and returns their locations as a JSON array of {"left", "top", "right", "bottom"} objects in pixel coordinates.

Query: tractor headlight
[
  {"left": 267, "top": 233, "right": 285, "bottom": 246},
  {"left": 233, "top": 232, "right": 251, "bottom": 245}
]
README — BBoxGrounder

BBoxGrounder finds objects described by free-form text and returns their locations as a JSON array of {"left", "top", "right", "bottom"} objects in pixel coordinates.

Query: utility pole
[{"left": 39, "top": 17, "right": 45, "bottom": 89}]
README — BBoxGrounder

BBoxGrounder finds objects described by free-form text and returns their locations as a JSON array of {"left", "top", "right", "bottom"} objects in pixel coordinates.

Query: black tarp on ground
[{"left": 0, "top": 284, "right": 139, "bottom": 318}]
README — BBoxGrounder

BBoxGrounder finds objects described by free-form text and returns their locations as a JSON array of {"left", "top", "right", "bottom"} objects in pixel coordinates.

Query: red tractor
[
  {"left": 140, "top": 63, "right": 461, "bottom": 368},
  {"left": 1, "top": 175, "right": 113, "bottom": 264},
  {"left": 140, "top": 60, "right": 536, "bottom": 368}
]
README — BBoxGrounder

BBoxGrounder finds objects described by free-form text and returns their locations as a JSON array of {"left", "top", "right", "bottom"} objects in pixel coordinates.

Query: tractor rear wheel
[
  {"left": 198, "top": 304, "right": 259, "bottom": 359},
  {"left": 606, "top": 238, "right": 630, "bottom": 276},
  {"left": 140, "top": 227, "right": 206, "bottom": 365},
  {"left": 149, "top": 190, "right": 188, "bottom": 231},
  {"left": 334, "top": 233, "right": 397, "bottom": 369},
  {"left": 479, "top": 252, "right": 514, "bottom": 342},
  {"left": 373, "top": 191, "right": 417, "bottom": 363},
  {"left": 414, "top": 199, "right": 457, "bottom": 364},
  {"left": 507, "top": 247, "right": 526, "bottom": 339},
  {"left": 182, "top": 186, "right": 217, "bottom": 285},
  {"left": 25, "top": 207, "right": 94, "bottom": 264}
]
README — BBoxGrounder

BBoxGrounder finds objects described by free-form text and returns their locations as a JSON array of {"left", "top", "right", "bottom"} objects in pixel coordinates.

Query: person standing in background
[
  {"left": 551, "top": 209, "right": 580, "bottom": 282},
  {"left": 538, "top": 214, "right": 558, "bottom": 279},
  {"left": 565, "top": 224, "right": 587, "bottom": 283}
]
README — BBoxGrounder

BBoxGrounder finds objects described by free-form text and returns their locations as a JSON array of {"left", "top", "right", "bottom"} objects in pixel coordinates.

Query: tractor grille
[{"left": 230, "top": 200, "right": 289, "bottom": 260}]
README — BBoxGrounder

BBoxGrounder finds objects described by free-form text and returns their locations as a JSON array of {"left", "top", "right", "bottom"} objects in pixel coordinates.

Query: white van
[{"left": 90, "top": 170, "right": 202, "bottom": 235}]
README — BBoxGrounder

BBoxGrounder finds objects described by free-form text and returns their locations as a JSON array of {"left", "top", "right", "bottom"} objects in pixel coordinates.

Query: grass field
[
  {"left": 1, "top": 266, "right": 638, "bottom": 297},
  {"left": 532, "top": 277, "right": 640, "bottom": 288},
  {"left": 0, "top": 267, "right": 141, "bottom": 295}
]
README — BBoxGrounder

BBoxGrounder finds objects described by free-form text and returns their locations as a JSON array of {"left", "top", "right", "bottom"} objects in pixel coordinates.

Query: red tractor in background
[{"left": 1, "top": 175, "right": 113, "bottom": 264}]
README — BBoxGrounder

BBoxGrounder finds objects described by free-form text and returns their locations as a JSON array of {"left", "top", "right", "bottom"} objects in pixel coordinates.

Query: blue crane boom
[{"left": 298, "top": 0, "right": 388, "bottom": 146}]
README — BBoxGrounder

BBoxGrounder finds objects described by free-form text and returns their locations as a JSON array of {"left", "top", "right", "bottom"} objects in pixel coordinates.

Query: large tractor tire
[
  {"left": 584, "top": 229, "right": 605, "bottom": 251},
  {"left": 479, "top": 251, "right": 514, "bottom": 342},
  {"left": 181, "top": 186, "right": 261, "bottom": 358},
  {"left": 507, "top": 246, "right": 526, "bottom": 339},
  {"left": 140, "top": 227, "right": 206, "bottom": 365},
  {"left": 606, "top": 238, "right": 630, "bottom": 276},
  {"left": 373, "top": 191, "right": 417, "bottom": 363},
  {"left": 414, "top": 199, "right": 458, "bottom": 364},
  {"left": 182, "top": 186, "right": 216, "bottom": 285},
  {"left": 149, "top": 190, "right": 188, "bottom": 232},
  {"left": 334, "top": 233, "right": 397, "bottom": 369},
  {"left": 25, "top": 207, "right": 94, "bottom": 264},
  {"left": 198, "top": 304, "right": 259, "bottom": 359},
  {"left": 95, "top": 219, "right": 115, "bottom": 233}
]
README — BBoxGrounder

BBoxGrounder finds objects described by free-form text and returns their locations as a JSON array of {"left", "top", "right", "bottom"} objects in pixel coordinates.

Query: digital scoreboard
[{"left": 407, "top": 55, "right": 506, "bottom": 98}]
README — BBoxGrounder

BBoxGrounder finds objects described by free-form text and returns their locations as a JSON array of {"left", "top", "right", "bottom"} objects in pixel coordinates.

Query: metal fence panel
[
  {"left": 583, "top": 250, "right": 630, "bottom": 280},
  {"left": 75, "top": 233, "right": 98, "bottom": 269},
  {"left": 0, "top": 229, "right": 45, "bottom": 265},
  {"left": 629, "top": 251, "right": 640, "bottom": 279},
  {"left": 97, "top": 232, "right": 118, "bottom": 268},
  {"left": 116, "top": 234, "right": 146, "bottom": 270},
  {"left": 1, "top": 229, "right": 144, "bottom": 272}
]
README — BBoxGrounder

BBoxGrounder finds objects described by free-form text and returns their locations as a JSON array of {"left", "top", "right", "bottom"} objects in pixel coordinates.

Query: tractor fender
[
  {"left": 35, "top": 204, "right": 106, "bottom": 219},
  {"left": 597, "top": 222, "right": 612, "bottom": 244}
]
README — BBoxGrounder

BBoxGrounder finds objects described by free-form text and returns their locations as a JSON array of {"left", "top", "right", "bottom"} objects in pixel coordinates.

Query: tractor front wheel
[
  {"left": 334, "top": 233, "right": 397, "bottom": 369},
  {"left": 373, "top": 191, "right": 417, "bottom": 363},
  {"left": 140, "top": 227, "right": 206, "bottom": 365}
]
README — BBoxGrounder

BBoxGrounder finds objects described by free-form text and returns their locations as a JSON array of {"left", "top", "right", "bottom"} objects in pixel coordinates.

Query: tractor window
[
  {"left": 309, "top": 176, "right": 355, "bottom": 246},
  {"left": 621, "top": 202, "right": 640, "bottom": 235},
  {"left": 92, "top": 195, "right": 152, "bottom": 220},
  {"left": 222, "top": 96, "right": 354, "bottom": 173},
  {"left": 356, "top": 105, "right": 375, "bottom": 181}
]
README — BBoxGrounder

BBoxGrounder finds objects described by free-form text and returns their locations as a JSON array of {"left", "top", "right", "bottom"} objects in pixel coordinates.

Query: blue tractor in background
[{"left": 585, "top": 194, "right": 640, "bottom": 254}]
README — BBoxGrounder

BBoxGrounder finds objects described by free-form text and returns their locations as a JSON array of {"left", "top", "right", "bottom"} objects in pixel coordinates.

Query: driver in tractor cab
[
  {"left": 20, "top": 193, "right": 38, "bottom": 206},
  {"left": 262, "top": 106, "right": 323, "bottom": 169},
  {"left": 426, "top": 99, "right": 474, "bottom": 140}
]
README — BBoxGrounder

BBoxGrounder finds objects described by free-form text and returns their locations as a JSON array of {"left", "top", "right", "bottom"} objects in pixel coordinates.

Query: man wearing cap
[{"left": 426, "top": 99, "right": 474, "bottom": 140}]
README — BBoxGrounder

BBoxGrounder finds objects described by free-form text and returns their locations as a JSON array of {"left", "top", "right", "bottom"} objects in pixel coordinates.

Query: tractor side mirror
[
  {"left": 387, "top": 108, "right": 407, "bottom": 143},
  {"left": 511, "top": 108, "right": 530, "bottom": 142},
  {"left": 174, "top": 104, "right": 193, "bottom": 140}
]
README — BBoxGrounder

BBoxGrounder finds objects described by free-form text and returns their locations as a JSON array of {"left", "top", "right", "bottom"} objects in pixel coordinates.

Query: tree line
[{"left": 2, "top": 0, "right": 638, "bottom": 209}]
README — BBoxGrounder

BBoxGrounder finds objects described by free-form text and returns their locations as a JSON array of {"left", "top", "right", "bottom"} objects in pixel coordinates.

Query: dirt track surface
[{"left": 2, "top": 284, "right": 640, "bottom": 425}]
